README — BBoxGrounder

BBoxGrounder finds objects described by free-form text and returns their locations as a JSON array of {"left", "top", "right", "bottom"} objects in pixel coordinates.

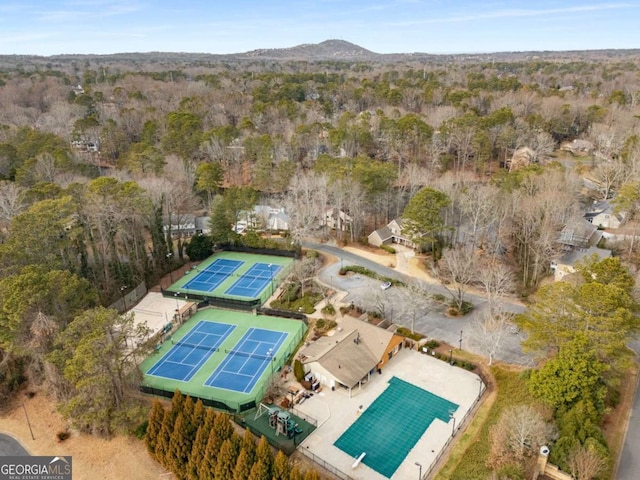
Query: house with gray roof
[
  {"left": 584, "top": 200, "right": 625, "bottom": 229},
  {"left": 368, "top": 219, "right": 415, "bottom": 248},
  {"left": 298, "top": 315, "right": 404, "bottom": 397}
]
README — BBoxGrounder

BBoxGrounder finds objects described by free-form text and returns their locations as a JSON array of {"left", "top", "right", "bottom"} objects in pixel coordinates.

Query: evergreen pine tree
[
  {"left": 166, "top": 413, "right": 191, "bottom": 479},
  {"left": 211, "top": 411, "right": 234, "bottom": 448},
  {"left": 185, "top": 408, "right": 215, "bottom": 480},
  {"left": 145, "top": 401, "right": 165, "bottom": 457},
  {"left": 289, "top": 466, "right": 303, "bottom": 480},
  {"left": 241, "top": 429, "right": 257, "bottom": 466},
  {"left": 180, "top": 396, "right": 196, "bottom": 443},
  {"left": 232, "top": 448, "right": 253, "bottom": 480},
  {"left": 154, "top": 406, "right": 174, "bottom": 468},
  {"left": 214, "top": 438, "right": 240, "bottom": 480},
  {"left": 272, "top": 450, "right": 291, "bottom": 480},
  {"left": 255, "top": 436, "right": 274, "bottom": 478},
  {"left": 230, "top": 431, "right": 243, "bottom": 452},
  {"left": 247, "top": 459, "right": 270, "bottom": 480},
  {"left": 191, "top": 399, "right": 206, "bottom": 432},
  {"left": 166, "top": 389, "right": 184, "bottom": 426},
  {"left": 302, "top": 470, "right": 320, "bottom": 480},
  {"left": 197, "top": 427, "right": 219, "bottom": 480}
]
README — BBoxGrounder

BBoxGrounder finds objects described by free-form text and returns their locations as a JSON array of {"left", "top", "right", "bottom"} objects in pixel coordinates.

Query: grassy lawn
[
  {"left": 435, "top": 356, "right": 639, "bottom": 480},
  {"left": 435, "top": 365, "right": 531, "bottom": 480}
]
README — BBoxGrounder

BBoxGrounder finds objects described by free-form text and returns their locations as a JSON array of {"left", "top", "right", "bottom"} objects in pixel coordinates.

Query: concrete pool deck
[{"left": 295, "top": 348, "right": 484, "bottom": 480}]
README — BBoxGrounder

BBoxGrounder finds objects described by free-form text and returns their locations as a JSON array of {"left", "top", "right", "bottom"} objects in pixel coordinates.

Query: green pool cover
[{"left": 334, "top": 376, "right": 458, "bottom": 478}]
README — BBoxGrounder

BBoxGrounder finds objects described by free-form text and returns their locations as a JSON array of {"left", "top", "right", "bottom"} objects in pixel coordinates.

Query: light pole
[
  {"left": 449, "top": 411, "right": 456, "bottom": 437},
  {"left": 448, "top": 348, "right": 453, "bottom": 365},
  {"left": 268, "top": 263, "right": 274, "bottom": 296},
  {"left": 22, "top": 403, "right": 35, "bottom": 440},
  {"left": 174, "top": 293, "right": 180, "bottom": 322},
  {"left": 459, "top": 330, "right": 463, "bottom": 350},
  {"left": 120, "top": 286, "right": 128, "bottom": 311},
  {"left": 166, "top": 252, "right": 173, "bottom": 284},
  {"left": 414, "top": 462, "right": 422, "bottom": 480}
]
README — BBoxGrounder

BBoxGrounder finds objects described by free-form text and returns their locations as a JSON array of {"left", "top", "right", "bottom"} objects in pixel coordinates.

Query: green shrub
[
  {"left": 395, "top": 327, "right": 424, "bottom": 341},
  {"left": 293, "top": 359, "right": 305, "bottom": 382},
  {"left": 321, "top": 303, "right": 335, "bottom": 315},
  {"left": 380, "top": 244, "right": 396, "bottom": 254},
  {"left": 497, "top": 464, "right": 525, "bottom": 480},
  {"left": 305, "top": 250, "right": 319, "bottom": 258},
  {"left": 433, "top": 293, "right": 446, "bottom": 302},
  {"left": 426, "top": 340, "right": 440, "bottom": 349},
  {"left": 316, "top": 319, "right": 326, "bottom": 330},
  {"left": 133, "top": 420, "right": 148, "bottom": 439}
]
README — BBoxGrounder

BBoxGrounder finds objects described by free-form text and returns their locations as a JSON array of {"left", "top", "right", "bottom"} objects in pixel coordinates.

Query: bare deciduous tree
[
  {"left": 567, "top": 443, "right": 608, "bottom": 480},
  {"left": 0, "top": 181, "right": 26, "bottom": 228},
  {"left": 469, "top": 308, "right": 513, "bottom": 365},
  {"left": 489, "top": 404, "right": 555, "bottom": 468},
  {"left": 284, "top": 171, "right": 328, "bottom": 241},
  {"left": 437, "top": 246, "right": 479, "bottom": 313},
  {"left": 478, "top": 259, "right": 515, "bottom": 314}
]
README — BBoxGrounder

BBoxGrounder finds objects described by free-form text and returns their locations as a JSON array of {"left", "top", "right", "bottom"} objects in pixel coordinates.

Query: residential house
[
  {"left": 298, "top": 315, "right": 405, "bottom": 397},
  {"left": 584, "top": 200, "right": 625, "bottom": 229},
  {"left": 163, "top": 215, "right": 210, "bottom": 237},
  {"left": 558, "top": 218, "right": 601, "bottom": 249},
  {"left": 368, "top": 218, "right": 415, "bottom": 248},
  {"left": 507, "top": 146, "right": 536, "bottom": 172},
  {"left": 324, "top": 208, "right": 352, "bottom": 232},
  {"left": 561, "top": 139, "right": 595, "bottom": 156},
  {"left": 550, "top": 246, "right": 612, "bottom": 281},
  {"left": 239, "top": 205, "right": 290, "bottom": 232}
]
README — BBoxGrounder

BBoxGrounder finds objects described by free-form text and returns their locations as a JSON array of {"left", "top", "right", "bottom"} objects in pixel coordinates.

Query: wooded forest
[{"left": 1, "top": 49, "right": 640, "bottom": 478}]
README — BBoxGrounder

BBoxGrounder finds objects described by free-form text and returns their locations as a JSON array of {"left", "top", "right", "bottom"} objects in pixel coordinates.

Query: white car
[{"left": 380, "top": 281, "right": 392, "bottom": 290}]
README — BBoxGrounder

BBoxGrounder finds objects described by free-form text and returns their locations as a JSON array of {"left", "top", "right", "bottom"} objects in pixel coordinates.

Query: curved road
[
  {"left": 0, "top": 433, "right": 29, "bottom": 456},
  {"left": 303, "top": 241, "right": 531, "bottom": 366}
]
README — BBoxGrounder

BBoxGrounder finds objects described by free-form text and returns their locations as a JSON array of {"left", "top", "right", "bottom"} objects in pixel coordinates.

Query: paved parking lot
[{"left": 320, "top": 259, "right": 532, "bottom": 366}]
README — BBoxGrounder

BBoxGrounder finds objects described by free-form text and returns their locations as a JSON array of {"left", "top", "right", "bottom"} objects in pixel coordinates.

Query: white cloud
[{"left": 388, "top": 2, "right": 637, "bottom": 26}]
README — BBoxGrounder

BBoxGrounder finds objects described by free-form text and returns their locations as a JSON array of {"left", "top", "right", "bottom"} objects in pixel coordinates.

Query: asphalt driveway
[{"left": 0, "top": 433, "right": 29, "bottom": 456}]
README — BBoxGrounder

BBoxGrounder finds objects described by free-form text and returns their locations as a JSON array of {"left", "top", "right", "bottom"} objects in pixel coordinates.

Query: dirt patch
[{"left": 0, "top": 391, "right": 168, "bottom": 480}]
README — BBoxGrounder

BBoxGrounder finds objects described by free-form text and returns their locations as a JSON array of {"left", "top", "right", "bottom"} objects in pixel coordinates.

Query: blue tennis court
[
  {"left": 334, "top": 377, "right": 458, "bottom": 478},
  {"left": 147, "top": 321, "right": 236, "bottom": 382},
  {"left": 183, "top": 258, "right": 243, "bottom": 292},
  {"left": 205, "top": 327, "right": 288, "bottom": 393},
  {"left": 225, "top": 262, "right": 282, "bottom": 298}
]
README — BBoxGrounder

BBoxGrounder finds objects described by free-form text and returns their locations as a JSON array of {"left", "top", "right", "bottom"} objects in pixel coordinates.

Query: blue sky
[{"left": 0, "top": 1, "right": 638, "bottom": 56}]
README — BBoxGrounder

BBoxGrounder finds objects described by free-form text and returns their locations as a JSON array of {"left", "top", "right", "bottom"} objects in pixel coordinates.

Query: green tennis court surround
[
  {"left": 164, "top": 251, "right": 293, "bottom": 305},
  {"left": 334, "top": 376, "right": 458, "bottom": 478},
  {"left": 140, "top": 309, "right": 307, "bottom": 413}
]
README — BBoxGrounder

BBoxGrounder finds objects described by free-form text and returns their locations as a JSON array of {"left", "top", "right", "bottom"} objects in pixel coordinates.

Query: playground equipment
[{"left": 255, "top": 403, "right": 303, "bottom": 438}]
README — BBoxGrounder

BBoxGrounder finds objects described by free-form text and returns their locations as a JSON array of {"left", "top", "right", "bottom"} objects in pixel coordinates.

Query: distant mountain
[
  {"left": 1, "top": 40, "right": 639, "bottom": 69},
  {"left": 239, "top": 39, "right": 380, "bottom": 61}
]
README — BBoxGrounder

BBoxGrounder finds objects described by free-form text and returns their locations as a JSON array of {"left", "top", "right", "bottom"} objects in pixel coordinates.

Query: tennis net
[
  {"left": 236, "top": 273, "right": 273, "bottom": 281},
  {"left": 225, "top": 349, "right": 274, "bottom": 361},
  {"left": 173, "top": 340, "right": 219, "bottom": 352}
]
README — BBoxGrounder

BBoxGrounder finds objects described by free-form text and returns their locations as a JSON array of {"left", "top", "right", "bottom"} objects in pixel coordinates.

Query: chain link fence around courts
[
  {"left": 298, "top": 448, "right": 355, "bottom": 480},
  {"left": 109, "top": 281, "right": 147, "bottom": 313}
]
